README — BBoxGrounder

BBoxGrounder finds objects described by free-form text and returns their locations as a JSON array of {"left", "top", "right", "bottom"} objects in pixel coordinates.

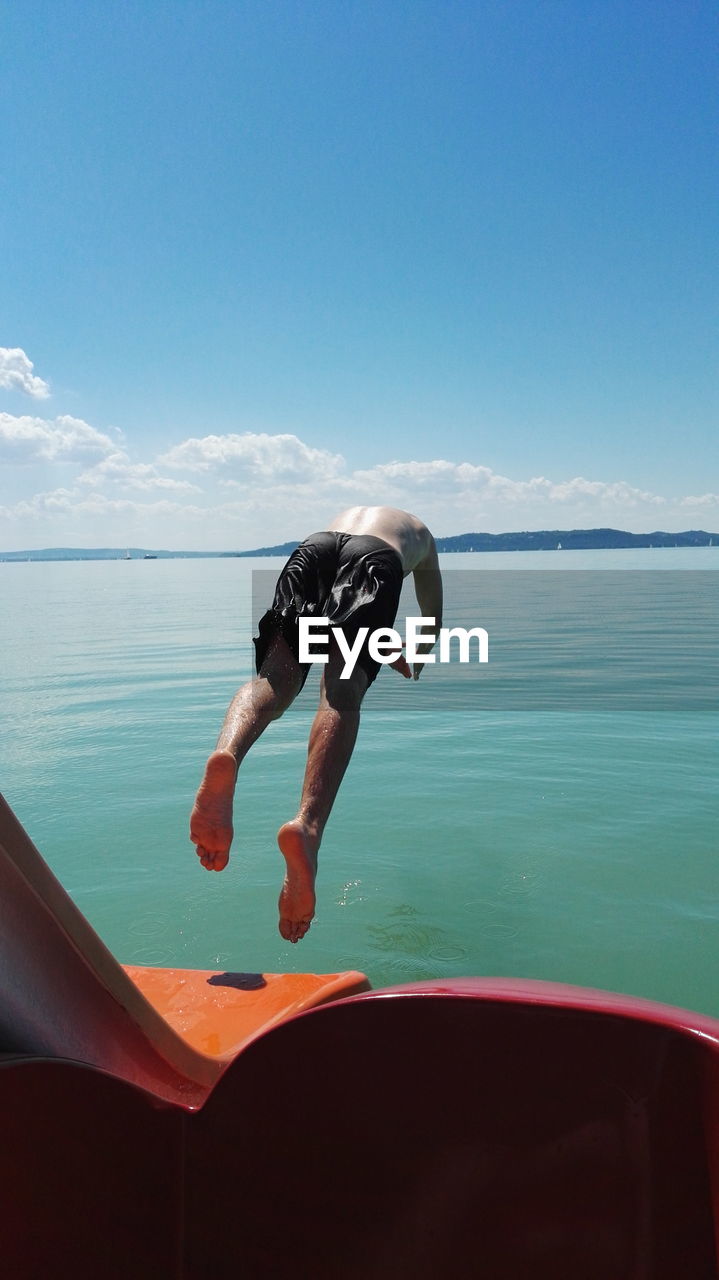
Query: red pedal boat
[{"left": 1, "top": 792, "right": 718, "bottom": 1278}]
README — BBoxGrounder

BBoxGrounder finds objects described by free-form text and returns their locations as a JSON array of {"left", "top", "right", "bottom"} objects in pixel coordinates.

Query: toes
[
  {"left": 279, "top": 917, "right": 312, "bottom": 943},
  {"left": 194, "top": 844, "right": 231, "bottom": 871}
]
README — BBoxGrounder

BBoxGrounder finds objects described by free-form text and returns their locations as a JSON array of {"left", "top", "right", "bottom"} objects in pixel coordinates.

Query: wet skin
[{"left": 190, "top": 506, "right": 441, "bottom": 941}]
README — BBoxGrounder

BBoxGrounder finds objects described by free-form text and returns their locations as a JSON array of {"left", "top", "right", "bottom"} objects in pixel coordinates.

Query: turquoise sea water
[{"left": 1, "top": 549, "right": 717, "bottom": 1014}]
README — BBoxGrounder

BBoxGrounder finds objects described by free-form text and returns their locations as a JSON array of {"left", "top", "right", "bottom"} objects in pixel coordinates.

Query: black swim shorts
[{"left": 253, "top": 531, "right": 405, "bottom": 687}]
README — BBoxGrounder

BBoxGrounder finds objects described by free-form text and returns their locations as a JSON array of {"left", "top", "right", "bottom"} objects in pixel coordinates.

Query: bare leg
[
  {"left": 278, "top": 649, "right": 368, "bottom": 942},
  {"left": 190, "top": 635, "right": 302, "bottom": 870}
]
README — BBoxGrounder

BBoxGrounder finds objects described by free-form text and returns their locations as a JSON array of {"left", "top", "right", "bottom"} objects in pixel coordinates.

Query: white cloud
[
  {"left": 679, "top": 492, "right": 719, "bottom": 508},
  {"left": 545, "top": 477, "right": 665, "bottom": 506},
  {"left": 0, "top": 345, "right": 714, "bottom": 552},
  {"left": 3, "top": 486, "right": 205, "bottom": 523},
  {"left": 349, "top": 459, "right": 667, "bottom": 511},
  {"left": 2, "top": 417, "right": 716, "bottom": 551},
  {"left": 77, "top": 451, "right": 201, "bottom": 493},
  {"left": 0, "top": 412, "right": 115, "bottom": 462},
  {"left": 160, "top": 431, "right": 344, "bottom": 483},
  {"left": 7, "top": 488, "right": 80, "bottom": 517},
  {"left": 0, "top": 348, "right": 50, "bottom": 399}
]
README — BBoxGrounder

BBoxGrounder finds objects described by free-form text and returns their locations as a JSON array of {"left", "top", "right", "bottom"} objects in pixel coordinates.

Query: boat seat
[{"left": 2, "top": 983, "right": 719, "bottom": 1277}]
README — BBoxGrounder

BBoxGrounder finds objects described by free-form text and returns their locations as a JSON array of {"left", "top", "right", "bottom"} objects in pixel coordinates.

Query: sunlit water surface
[{"left": 1, "top": 549, "right": 717, "bottom": 1013}]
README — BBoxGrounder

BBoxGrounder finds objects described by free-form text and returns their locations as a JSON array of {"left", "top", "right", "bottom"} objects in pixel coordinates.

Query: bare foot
[
  {"left": 277, "top": 820, "right": 318, "bottom": 943},
  {"left": 190, "top": 750, "right": 237, "bottom": 871}
]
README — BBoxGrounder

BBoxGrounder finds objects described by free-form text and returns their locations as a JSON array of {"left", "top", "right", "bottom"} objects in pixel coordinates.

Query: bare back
[{"left": 326, "top": 505, "right": 434, "bottom": 576}]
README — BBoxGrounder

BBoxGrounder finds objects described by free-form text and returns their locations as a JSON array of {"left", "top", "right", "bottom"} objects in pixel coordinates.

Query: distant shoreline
[{"left": 1, "top": 528, "right": 717, "bottom": 562}]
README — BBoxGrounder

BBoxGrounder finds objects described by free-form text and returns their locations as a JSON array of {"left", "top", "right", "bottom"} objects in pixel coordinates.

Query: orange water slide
[{"left": 0, "top": 792, "right": 369, "bottom": 1105}]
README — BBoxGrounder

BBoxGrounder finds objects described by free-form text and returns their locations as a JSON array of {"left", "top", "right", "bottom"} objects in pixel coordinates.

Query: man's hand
[
  {"left": 389, "top": 653, "right": 412, "bottom": 679},
  {"left": 389, "top": 648, "right": 431, "bottom": 680}
]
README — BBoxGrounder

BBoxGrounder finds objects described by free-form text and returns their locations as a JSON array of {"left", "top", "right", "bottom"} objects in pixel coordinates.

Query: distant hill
[
  {"left": 1, "top": 529, "right": 716, "bottom": 562},
  {"left": 0, "top": 543, "right": 303, "bottom": 562},
  {"left": 230, "top": 541, "right": 300, "bottom": 558},
  {"left": 433, "top": 528, "right": 718, "bottom": 552},
  {"left": 0, "top": 548, "right": 211, "bottom": 562},
  {"left": 223, "top": 528, "right": 719, "bottom": 555}
]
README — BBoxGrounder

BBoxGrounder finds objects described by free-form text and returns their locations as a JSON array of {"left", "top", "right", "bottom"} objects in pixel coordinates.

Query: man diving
[{"left": 190, "top": 505, "right": 443, "bottom": 943}]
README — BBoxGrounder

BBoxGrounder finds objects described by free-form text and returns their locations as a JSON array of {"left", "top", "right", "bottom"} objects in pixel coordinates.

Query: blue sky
[{"left": 2, "top": 0, "right": 717, "bottom": 550}]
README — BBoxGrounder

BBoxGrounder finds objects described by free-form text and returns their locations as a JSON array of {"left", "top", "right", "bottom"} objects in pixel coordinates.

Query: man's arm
[{"left": 410, "top": 538, "right": 443, "bottom": 680}]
